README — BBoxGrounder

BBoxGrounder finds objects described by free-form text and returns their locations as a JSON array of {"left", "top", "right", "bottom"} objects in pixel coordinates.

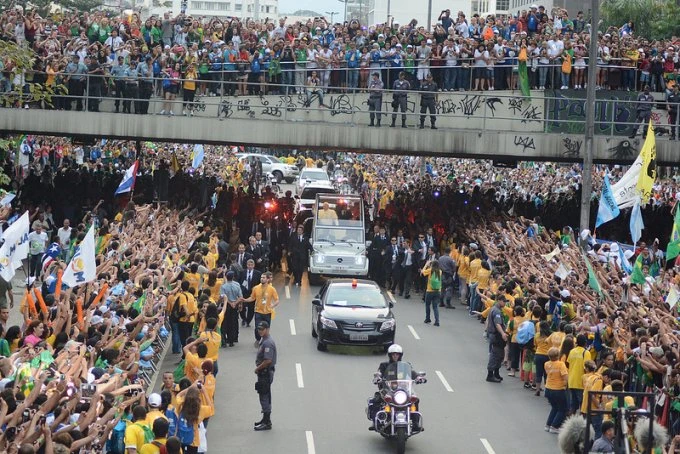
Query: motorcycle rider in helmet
[{"left": 368, "top": 344, "right": 423, "bottom": 430}]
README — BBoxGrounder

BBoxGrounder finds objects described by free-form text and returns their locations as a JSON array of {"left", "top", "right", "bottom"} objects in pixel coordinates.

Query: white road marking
[
  {"left": 480, "top": 438, "right": 496, "bottom": 454},
  {"left": 435, "top": 370, "right": 454, "bottom": 392},
  {"left": 285, "top": 285, "right": 291, "bottom": 299},
  {"left": 407, "top": 325, "right": 421, "bottom": 340},
  {"left": 289, "top": 319, "right": 297, "bottom": 336},
  {"left": 306, "top": 431, "right": 316, "bottom": 454},
  {"left": 296, "top": 363, "right": 305, "bottom": 388}
]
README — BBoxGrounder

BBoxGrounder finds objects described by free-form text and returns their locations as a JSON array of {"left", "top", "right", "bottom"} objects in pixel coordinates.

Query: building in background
[
  {"left": 362, "top": 0, "right": 470, "bottom": 27},
  {"left": 474, "top": 0, "right": 589, "bottom": 18},
  {"left": 146, "top": 0, "right": 279, "bottom": 19}
]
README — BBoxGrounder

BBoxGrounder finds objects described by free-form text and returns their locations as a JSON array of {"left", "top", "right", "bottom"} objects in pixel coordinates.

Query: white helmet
[{"left": 387, "top": 344, "right": 403, "bottom": 355}]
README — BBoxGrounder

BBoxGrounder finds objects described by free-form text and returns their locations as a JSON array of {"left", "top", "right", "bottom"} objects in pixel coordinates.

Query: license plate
[{"left": 350, "top": 333, "right": 369, "bottom": 341}]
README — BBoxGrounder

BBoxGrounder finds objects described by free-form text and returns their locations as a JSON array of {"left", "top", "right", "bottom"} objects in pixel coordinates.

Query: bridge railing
[{"left": 1, "top": 72, "right": 678, "bottom": 137}]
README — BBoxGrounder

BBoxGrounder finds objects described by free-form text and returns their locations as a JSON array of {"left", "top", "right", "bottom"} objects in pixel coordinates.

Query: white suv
[{"left": 235, "top": 153, "right": 300, "bottom": 183}]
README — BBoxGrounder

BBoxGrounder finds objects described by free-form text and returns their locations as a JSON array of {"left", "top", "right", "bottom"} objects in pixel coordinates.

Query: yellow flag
[{"left": 636, "top": 120, "right": 657, "bottom": 202}]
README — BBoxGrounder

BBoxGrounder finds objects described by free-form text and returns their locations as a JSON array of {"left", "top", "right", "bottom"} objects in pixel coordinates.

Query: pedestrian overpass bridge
[{"left": 2, "top": 89, "right": 677, "bottom": 164}]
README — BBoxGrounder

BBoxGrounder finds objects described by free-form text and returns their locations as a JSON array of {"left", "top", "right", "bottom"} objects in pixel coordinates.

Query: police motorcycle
[{"left": 366, "top": 361, "right": 426, "bottom": 454}]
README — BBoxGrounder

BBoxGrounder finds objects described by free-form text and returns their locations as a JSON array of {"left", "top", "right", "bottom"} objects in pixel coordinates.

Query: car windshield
[
  {"left": 300, "top": 187, "right": 338, "bottom": 200},
  {"left": 315, "top": 227, "right": 363, "bottom": 243},
  {"left": 325, "top": 284, "right": 386, "bottom": 308},
  {"left": 301, "top": 170, "right": 329, "bottom": 181}
]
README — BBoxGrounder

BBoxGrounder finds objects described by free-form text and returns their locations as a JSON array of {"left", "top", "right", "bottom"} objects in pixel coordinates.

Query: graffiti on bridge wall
[{"left": 216, "top": 93, "right": 544, "bottom": 125}]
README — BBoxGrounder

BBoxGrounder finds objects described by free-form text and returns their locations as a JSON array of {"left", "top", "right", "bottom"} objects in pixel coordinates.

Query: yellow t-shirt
[
  {"left": 177, "top": 292, "right": 198, "bottom": 323},
  {"left": 567, "top": 346, "right": 591, "bottom": 389},
  {"left": 476, "top": 267, "right": 491, "bottom": 290},
  {"left": 458, "top": 256, "right": 470, "bottom": 279},
  {"left": 199, "top": 330, "right": 221, "bottom": 362},
  {"left": 144, "top": 409, "right": 167, "bottom": 427},
  {"left": 547, "top": 331, "right": 566, "bottom": 349},
  {"left": 124, "top": 422, "right": 149, "bottom": 452},
  {"left": 534, "top": 333, "right": 552, "bottom": 355},
  {"left": 252, "top": 284, "right": 279, "bottom": 315},
  {"left": 581, "top": 372, "right": 604, "bottom": 413},
  {"left": 184, "top": 273, "right": 201, "bottom": 296},
  {"left": 467, "top": 258, "right": 481, "bottom": 284},
  {"left": 184, "top": 351, "right": 202, "bottom": 383},
  {"left": 207, "top": 279, "right": 223, "bottom": 303},
  {"left": 140, "top": 438, "right": 167, "bottom": 454},
  {"left": 544, "top": 360, "right": 568, "bottom": 390},
  {"left": 604, "top": 396, "right": 635, "bottom": 421}
]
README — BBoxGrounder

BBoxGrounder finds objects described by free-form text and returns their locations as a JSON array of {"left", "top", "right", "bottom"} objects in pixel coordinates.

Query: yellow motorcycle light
[
  {"left": 410, "top": 404, "right": 417, "bottom": 411},
  {"left": 384, "top": 405, "right": 391, "bottom": 413}
]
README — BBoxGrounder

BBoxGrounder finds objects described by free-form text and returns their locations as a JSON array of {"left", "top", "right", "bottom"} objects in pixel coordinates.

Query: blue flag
[
  {"left": 192, "top": 144, "right": 205, "bottom": 169},
  {"left": 115, "top": 160, "right": 139, "bottom": 195},
  {"left": 617, "top": 243, "right": 633, "bottom": 274},
  {"left": 595, "top": 173, "right": 620, "bottom": 228},
  {"left": 630, "top": 198, "right": 644, "bottom": 245}
]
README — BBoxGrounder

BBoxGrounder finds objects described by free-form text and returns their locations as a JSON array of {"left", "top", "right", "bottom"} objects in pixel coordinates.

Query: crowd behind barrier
[
  {"left": 0, "top": 134, "right": 678, "bottom": 450},
  {"left": 2, "top": 6, "right": 680, "bottom": 118}
]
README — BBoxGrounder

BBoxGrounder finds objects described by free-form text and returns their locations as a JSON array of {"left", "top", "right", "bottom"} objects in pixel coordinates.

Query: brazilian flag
[
  {"left": 630, "top": 254, "right": 646, "bottom": 285},
  {"left": 518, "top": 47, "right": 531, "bottom": 98}
]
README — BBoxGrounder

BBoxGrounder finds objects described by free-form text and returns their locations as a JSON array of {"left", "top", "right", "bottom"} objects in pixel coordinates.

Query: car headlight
[
  {"left": 393, "top": 391, "right": 408, "bottom": 406},
  {"left": 315, "top": 253, "right": 326, "bottom": 263},
  {"left": 355, "top": 255, "right": 364, "bottom": 265},
  {"left": 320, "top": 315, "right": 337, "bottom": 329},
  {"left": 379, "top": 319, "right": 395, "bottom": 332}
]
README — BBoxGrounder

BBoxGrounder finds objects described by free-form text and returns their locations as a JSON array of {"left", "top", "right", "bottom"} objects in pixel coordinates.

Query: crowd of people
[
  {"left": 1, "top": 133, "right": 680, "bottom": 451},
  {"left": 2, "top": 5, "right": 680, "bottom": 115}
]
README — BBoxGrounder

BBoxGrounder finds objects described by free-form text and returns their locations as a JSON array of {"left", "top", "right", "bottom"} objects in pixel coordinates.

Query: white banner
[
  {"left": 611, "top": 155, "right": 643, "bottom": 209},
  {"left": 0, "top": 211, "right": 29, "bottom": 281},
  {"left": 62, "top": 225, "right": 97, "bottom": 288}
]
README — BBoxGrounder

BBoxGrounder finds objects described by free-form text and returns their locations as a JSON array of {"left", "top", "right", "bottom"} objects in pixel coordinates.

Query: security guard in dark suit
[
  {"left": 667, "top": 84, "right": 680, "bottom": 140},
  {"left": 391, "top": 71, "right": 411, "bottom": 128},
  {"left": 419, "top": 73, "right": 438, "bottom": 130}
]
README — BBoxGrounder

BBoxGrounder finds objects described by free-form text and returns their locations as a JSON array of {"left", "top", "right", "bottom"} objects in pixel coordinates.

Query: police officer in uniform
[
  {"left": 667, "top": 84, "right": 680, "bottom": 140},
  {"left": 485, "top": 297, "right": 507, "bottom": 383},
  {"left": 629, "top": 85, "right": 654, "bottom": 139},
  {"left": 391, "top": 71, "right": 411, "bottom": 128},
  {"left": 254, "top": 320, "right": 277, "bottom": 431},
  {"left": 368, "top": 72, "right": 384, "bottom": 127},
  {"left": 419, "top": 73, "right": 438, "bottom": 129}
]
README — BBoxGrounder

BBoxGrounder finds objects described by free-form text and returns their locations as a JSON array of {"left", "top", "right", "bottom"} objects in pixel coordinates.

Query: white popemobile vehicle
[{"left": 308, "top": 194, "right": 369, "bottom": 283}]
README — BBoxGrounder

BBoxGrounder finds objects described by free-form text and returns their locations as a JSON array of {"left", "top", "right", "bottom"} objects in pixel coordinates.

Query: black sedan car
[{"left": 311, "top": 279, "right": 396, "bottom": 352}]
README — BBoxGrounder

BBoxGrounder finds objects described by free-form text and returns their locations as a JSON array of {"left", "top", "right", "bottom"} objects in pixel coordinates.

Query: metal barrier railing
[{"left": 2, "top": 70, "right": 678, "bottom": 137}]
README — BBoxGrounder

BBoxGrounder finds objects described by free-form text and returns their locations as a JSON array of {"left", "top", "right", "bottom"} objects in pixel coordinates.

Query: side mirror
[
  {"left": 417, "top": 372, "right": 426, "bottom": 378},
  {"left": 312, "top": 299, "right": 322, "bottom": 307},
  {"left": 389, "top": 302, "right": 394, "bottom": 308}
]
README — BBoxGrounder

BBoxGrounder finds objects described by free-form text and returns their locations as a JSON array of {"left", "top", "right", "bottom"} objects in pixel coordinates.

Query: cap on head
[
  {"left": 257, "top": 320, "right": 270, "bottom": 330},
  {"left": 148, "top": 393, "right": 162, "bottom": 408}
]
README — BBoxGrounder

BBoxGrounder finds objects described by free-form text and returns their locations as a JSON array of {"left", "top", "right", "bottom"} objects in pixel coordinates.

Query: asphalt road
[{"left": 157, "top": 271, "right": 559, "bottom": 454}]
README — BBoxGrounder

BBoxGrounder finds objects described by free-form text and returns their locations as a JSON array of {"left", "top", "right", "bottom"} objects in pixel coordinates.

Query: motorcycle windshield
[{"left": 384, "top": 361, "right": 413, "bottom": 381}]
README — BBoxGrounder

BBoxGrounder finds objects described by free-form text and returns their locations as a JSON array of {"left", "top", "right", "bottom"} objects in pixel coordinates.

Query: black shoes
[
  {"left": 486, "top": 376, "right": 502, "bottom": 383},
  {"left": 254, "top": 422, "right": 272, "bottom": 431}
]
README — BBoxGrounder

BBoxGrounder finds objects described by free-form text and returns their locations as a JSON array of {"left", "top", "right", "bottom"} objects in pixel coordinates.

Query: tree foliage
[
  {"left": 600, "top": 0, "right": 680, "bottom": 41},
  {"left": 0, "top": 40, "right": 66, "bottom": 109}
]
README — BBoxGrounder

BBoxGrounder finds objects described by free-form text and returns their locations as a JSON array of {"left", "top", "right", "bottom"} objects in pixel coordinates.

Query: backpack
[
  {"left": 136, "top": 422, "right": 155, "bottom": 444},
  {"left": 429, "top": 271, "right": 442, "bottom": 291},
  {"left": 177, "top": 413, "right": 195, "bottom": 446},
  {"left": 516, "top": 320, "right": 536, "bottom": 345},
  {"left": 106, "top": 419, "right": 127, "bottom": 454},
  {"left": 155, "top": 441, "right": 168, "bottom": 454}
]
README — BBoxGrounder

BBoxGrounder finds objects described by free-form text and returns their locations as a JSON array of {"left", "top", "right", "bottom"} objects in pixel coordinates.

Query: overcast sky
[{"left": 278, "top": 0, "right": 346, "bottom": 19}]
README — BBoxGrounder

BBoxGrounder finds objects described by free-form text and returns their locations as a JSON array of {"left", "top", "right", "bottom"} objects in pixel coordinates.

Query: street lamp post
[
  {"left": 338, "top": 0, "right": 347, "bottom": 21},
  {"left": 427, "top": 0, "right": 432, "bottom": 30},
  {"left": 325, "top": 11, "right": 339, "bottom": 23},
  {"left": 578, "top": 0, "right": 600, "bottom": 239}
]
